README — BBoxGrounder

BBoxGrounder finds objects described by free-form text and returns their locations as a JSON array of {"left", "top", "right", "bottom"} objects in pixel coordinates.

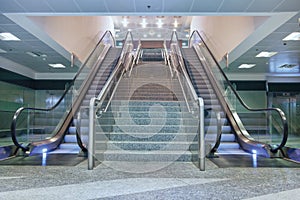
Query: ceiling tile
[
  {"left": 274, "top": 22, "right": 299, "bottom": 33},
  {"left": 246, "top": 0, "right": 283, "bottom": 12},
  {"left": 13, "top": 31, "right": 38, "bottom": 41},
  {"left": 105, "top": 0, "right": 135, "bottom": 12},
  {"left": 274, "top": 0, "right": 300, "bottom": 12},
  {"left": 134, "top": 0, "right": 163, "bottom": 13},
  {"left": 190, "top": 0, "right": 223, "bottom": 12},
  {"left": 74, "top": 0, "right": 108, "bottom": 12},
  {"left": 0, "top": 0, "right": 25, "bottom": 12},
  {"left": 0, "top": 24, "right": 27, "bottom": 33},
  {"left": 0, "top": 15, "right": 15, "bottom": 25},
  {"left": 14, "top": 0, "right": 54, "bottom": 12},
  {"left": 163, "top": 0, "right": 193, "bottom": 12},
  {"left": 46, "top": 0, "right": 81, "bottom": 13},
  {"left": 218, "top": 0, "right": 253, "bottom": 12}
]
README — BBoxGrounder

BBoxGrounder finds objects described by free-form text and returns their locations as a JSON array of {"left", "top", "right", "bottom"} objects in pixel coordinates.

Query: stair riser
[
  {"left": 96, "top": 142, "right": 195, "bottom": 151},
  {"left": 95, "top": 133, "right": 197, "bottom": 142},
  {"left": 96, "top": 152, "right": 196, "bottom": 162}
]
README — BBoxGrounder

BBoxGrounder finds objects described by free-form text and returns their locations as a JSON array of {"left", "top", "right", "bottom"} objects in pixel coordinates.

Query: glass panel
[
  {"left": 272, "top": 93, "right": 300, "bottom": 149},
  {"left": 189, "top": 31, "right": 287, "bottom": 150},
  {"left": 12, "top": 31, "right": 115, "bottom": 150}
]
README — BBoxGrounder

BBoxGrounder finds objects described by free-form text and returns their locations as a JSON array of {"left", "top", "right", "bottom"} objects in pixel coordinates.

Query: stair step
[
  {"left": 205, "top": 133, "right": 236, "bottom": 142},
  {"left": 96, "top": 132, "right": 197, "bottom": 142},
  {"left": 58, "top": 143, "right": 80, "bottom": 150},
  {"left": 64, "top": 134, "right": 77, "bottom": 143},
  {"left": 98, "top": 150, "right": 195, "bottom": 162},
  {"left": 96, "top": 140, "right": 195, "bottom": 151},
  {"left": 218, "top": 142, "right": 240, "bottom": 149}
]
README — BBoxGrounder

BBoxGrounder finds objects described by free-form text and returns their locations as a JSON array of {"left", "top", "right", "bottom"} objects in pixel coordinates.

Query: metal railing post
[
  {"left": 88, "top": 97, "right": 96, "bottom": 170},
  {"left": 198, "top": 97, "right": 205, "bottom": 171}
]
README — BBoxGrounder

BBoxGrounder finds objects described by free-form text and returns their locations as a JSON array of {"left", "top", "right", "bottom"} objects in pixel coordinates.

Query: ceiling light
[
  {"left": 121, "top": 17, "right": 129, "bottom": 27},
  {"left": 26, "top": 51, "right": 40, "bottom": 57},
  {"left": 238, "top": 64, "right": 256, "bottom": 69},
  {"left": 49, "top": 63, "right": 66, "bottom": 68},
  {"left": 282, "top": 32, "right": 300, "bottom": 41},
  {"left": 157, "top": 19, "right": 163, "bottom": 28},
  {"left": 0, "top": 32, "right": 20, "bottom": 41},
  {"left": 26, "top": 51, "right": 47, "bottom": 60},
  {"left": 173, "top": 19, "right": 178, "bottom": 28},
  {"left": 278, "top": 64, "right": 297, "bottom": 68},
  {"left": 255, "top": 51, "right": 277, "bottom": 57},
  {"left": 140, "top": 18, "right": 147, "bottom": 28}
]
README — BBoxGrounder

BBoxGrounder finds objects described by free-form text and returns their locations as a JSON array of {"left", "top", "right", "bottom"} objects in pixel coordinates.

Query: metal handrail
[
  {"left": 11, "top": 31, "right": 115, "bottom": 152},
  {"left": 95, "top": 31, "right": 133, "bottom": 110},
  {"left": 189, "top": 30, "right": 288, "bottom": 153},
  {"left": 88, "top": 31, "right": 134, "bottom": 170},
  {"left": 171, "top": 32, "right": 198, "bottom": 101},
  {"left": 169, "top": 31, "right": 205, "bottom": 170},
  {"left": 128, "top": 41, "right": 141, "bottom": 77},
  {"left": 163, "top": 41, "right": 173, "bottom": 78}
]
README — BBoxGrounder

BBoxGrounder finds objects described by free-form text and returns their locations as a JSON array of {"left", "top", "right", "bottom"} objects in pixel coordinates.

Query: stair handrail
[
  {"left": 95, "top": 31, "right": 134, "bottom": 111},
  {"left": 163, "top": 41, "right": 174, "bottom": 78},
  {"left": 189, "top": 30, "right": 288, "bottom": 153},
  {"left": 169, "top": 31, "right": 205, "bottom": 170},
  {"left": 170, "top": 32, "right": 198, "bottom": 102},
  {"left": 88, "top": 31, "right": 135, "bottom": 169},
  {"left": 128, "top": 40, "right": 141, "bottom": 77},
  {"left": 11, "top": 31, "right": 115, "bottom": 152}
]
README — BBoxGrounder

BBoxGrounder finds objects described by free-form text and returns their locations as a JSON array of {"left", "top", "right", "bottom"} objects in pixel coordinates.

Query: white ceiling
[{"left": 0, "top": 0, "right": 299, "bottom": 80}]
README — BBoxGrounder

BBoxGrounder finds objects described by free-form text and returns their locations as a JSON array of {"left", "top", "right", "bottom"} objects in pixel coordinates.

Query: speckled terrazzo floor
[{"left": 0, "top": 157, "right": 300, "bottom": 200}]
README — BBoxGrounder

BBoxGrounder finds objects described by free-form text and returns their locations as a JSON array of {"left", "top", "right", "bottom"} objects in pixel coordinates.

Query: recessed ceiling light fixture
[
  {"left": 278, "top": 64, "right": 297, "bottom": 68},
  {"left": 0, "top": 32, "right": 20, "bottom": 41},
  {"left": 282, "top": 32, "right": 300, "bottom": 41},
  {"left": 255, "top": 51, "right": 277, "bottom": 57},
  {"left": 238, "top": 64, "right": 256, "bottom": 69},
  {"left": 121, "top": 17, "right": 129, "bottom": 27},
  {"left": 173, "top": 19, "right": 178, "bottom": 28},
  {"left": 49, "top": 63, "right": 66, "bottom": 68},
  {"left": 156, "top": 19, "right": 163, "bottom": 28},
  {"left": 140, "top": 18, "right": 147, "bottom": 28}
]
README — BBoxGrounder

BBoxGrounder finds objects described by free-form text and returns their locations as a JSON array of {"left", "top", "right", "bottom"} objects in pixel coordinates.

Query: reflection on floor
[
  {"left": 209, "top": 155, "right": 300, "bottom": 168},
  {"left": 0, "top": 154, "right": 86, "bottom": 166}
]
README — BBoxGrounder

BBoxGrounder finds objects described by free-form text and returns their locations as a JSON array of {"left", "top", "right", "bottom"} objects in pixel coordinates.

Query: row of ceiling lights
[{"left": 121, "top": 16, "right": 180, "bottom": 28}]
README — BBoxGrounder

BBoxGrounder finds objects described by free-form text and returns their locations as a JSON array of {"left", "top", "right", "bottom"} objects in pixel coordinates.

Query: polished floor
[{"left": 0, "top": 154, "right": 300, "bottom": 200}]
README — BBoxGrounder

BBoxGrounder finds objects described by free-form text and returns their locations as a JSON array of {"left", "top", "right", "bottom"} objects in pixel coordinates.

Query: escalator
[
  {"left": 7, "top": 31, "right": 131, "bottom": 158},
  {"left": 169, "top": 31, "right": 293, "bottom": 164},
  {"left": 181, "top": 48, "right": 245, "bottom": 156}
]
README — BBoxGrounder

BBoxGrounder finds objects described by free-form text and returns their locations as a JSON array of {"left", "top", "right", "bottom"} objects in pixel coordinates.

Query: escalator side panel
[
  {"left": 181, "top": 48, "right": 269, "bottom": 157},
  {"left": 29, "top": 48, "right": 121, "bottom": 155}
]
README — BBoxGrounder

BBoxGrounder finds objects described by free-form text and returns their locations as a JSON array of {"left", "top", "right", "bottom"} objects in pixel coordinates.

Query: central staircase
[{"left": 93, "top": 62, "right": 198, "bottom": 172}]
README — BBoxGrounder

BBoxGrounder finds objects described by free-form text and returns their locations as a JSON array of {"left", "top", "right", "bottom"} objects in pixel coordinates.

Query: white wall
[
  {"left": 190, "top": 16, "right": 268, "bottom": 61},
  {"left": 29, "top": 16, "right": 114, "bottom": 61}
]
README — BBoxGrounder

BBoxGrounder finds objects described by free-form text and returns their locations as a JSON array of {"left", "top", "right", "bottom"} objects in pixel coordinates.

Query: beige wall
[
  {"left": 190, "top": 16, "right": 268, "bottom": 61},
  {"left": 29, "top": 16, "right": 114, "bottom": 61}
]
